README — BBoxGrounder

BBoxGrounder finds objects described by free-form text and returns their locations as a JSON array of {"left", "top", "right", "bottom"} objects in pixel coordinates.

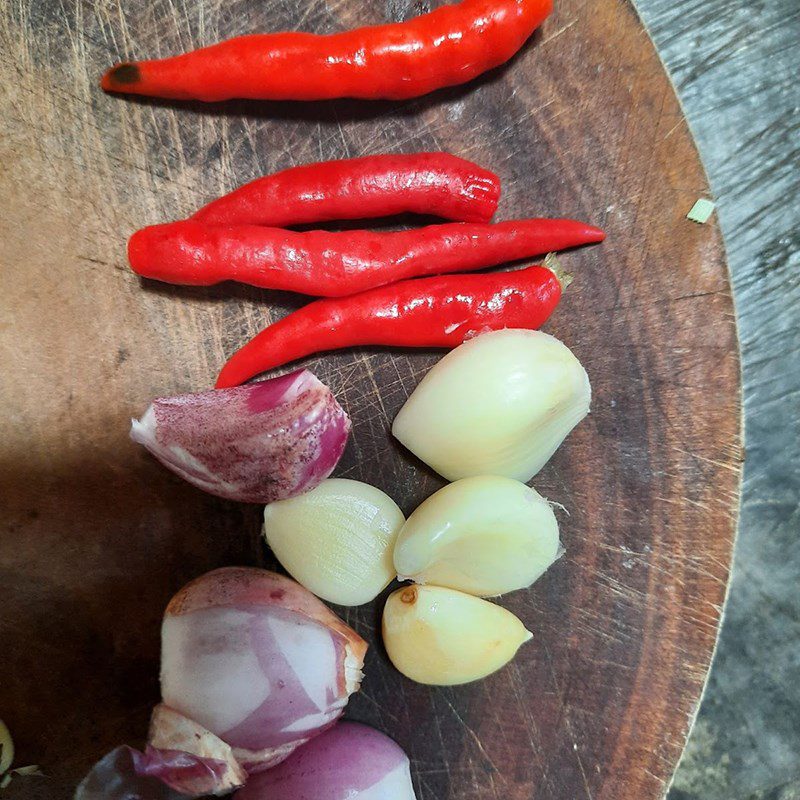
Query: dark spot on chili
[
  {"left": 270, "top": 589, "right": 285, "bottom": 600},
  {"left": 109, "top": 63, "right": 141, "bottom": 85}
]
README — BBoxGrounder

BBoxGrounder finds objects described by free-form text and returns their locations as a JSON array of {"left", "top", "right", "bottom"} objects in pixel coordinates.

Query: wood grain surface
[
  {"left": 0, "top": 1, "right": 742, "bottom": 798},
  {"left": 638, "top": 1, "right": 800, "bottom": 797}
]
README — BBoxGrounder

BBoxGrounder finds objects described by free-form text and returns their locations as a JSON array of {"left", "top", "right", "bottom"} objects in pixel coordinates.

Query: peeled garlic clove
[
  {"left": 392, "top": 329, "right": 590, "bottom": 482},
  {"left": 160, "top": 568, "right": 367, "bottom": 773},
  {"left": 382, "top": 585, "right": 531, "bottom": 685},
  {"left": 131, "top": 369, "right": 350, "bottom": 504},
  {"left": 264, "top": 479, "right": 405, "bottom": 606},
  {"left": 394, "top": 475, "right": 560, "bottom": 597},
  {"left": 235, "top": 722, "right": 417, "bottom": 800}
]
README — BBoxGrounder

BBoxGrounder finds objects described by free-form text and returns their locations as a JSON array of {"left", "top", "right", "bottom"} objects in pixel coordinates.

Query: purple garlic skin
[
  {"left": 234, "top": 722, "right": 418, "bottom": 800},
  {"left": 131, "top": 369, "right": 350, "bottom": 503}
]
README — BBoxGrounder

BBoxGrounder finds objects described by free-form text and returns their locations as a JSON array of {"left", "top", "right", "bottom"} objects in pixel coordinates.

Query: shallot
[
  {"left": 159, "top": 568, "right": 367, "bottom": 772},
  {"left": 263, "top": 479, "right": 405, "bottom": 606},
  {"left": 392, "top": 329, "right": 591, "bottom": 482},
  {"left": 131, "top": 369, "right": 350, "bottom": 503},
  {"left": 235, "top": 722, "right": 417, "bottom": 800},
  {"left": 382, "top": 584, "right": 531, "bottom": 685},
  {"left": 77, "top": 568, "right": 367, "bottom": 798}
]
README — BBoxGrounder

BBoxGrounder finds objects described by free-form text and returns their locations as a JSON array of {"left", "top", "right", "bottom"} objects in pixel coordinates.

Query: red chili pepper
[
  {"left": 130, "top": 218, "right": 603, "bottom": 297},
  {"left": 215, "top": 264, "right": 564, "bottom": 388},
  {"left": 101, "top": 0, "right": 553, "bottom": 102},
  {"left": 192, "top": 154, "right": 501, "bottom": 227}
]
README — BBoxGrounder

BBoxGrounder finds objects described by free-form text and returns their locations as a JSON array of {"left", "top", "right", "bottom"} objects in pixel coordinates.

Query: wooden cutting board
[{"left": 0, "top": 0, "right": 742, "bottom": 798}]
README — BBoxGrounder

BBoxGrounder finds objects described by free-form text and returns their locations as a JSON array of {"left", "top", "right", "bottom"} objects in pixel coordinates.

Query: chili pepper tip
[
  {"left": 584, "top": 224, "right": 606, "bottom": 243},
  {"left": 102, "top": 63, "right": 141, "bottom": 91}
]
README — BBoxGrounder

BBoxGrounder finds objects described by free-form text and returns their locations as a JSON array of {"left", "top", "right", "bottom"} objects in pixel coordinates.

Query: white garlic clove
[
  {"left": 393, "top": 475, "right": 560, "bottom": 597},
  {"left": 392, "top": 329, "right": 591, "bottom": 482},
  {"left": 382, "top": 585, "right": 532, "bottom": 685},
  {"left": 263, "top": 479, "right": 405, "bottom": 606}
]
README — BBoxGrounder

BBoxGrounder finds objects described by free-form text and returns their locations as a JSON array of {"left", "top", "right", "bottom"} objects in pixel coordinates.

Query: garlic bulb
[
  {"left": 131, "top": 369, "right": 350, "bottom": 503},
  {"left": 393, "top": 475, "right": 560, "bottom": 597},
  {"left": 264, "top": 479, "right": 405, "bottom": 606},
  {"left": 382, "top": 585, "right": 531, "bottom": 685},
  {"left": 160, "top": 568, "right": 367, "bottom": 773},
  {"left": 392, "top": 329, "right": 591, "bottom": 482},
  {"left": 235, "top": 722, "right": 417, "bottom": 800}
]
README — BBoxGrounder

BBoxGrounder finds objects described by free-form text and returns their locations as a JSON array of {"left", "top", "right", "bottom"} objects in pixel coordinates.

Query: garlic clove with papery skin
[
  {"left": 131, "top": 369, "right": 350, "bottom": 504},
  {"left": 263, "top": 479, "right": 405, "bottom": 606},
  {"left": 234, "top": 722, "right": 417, "bottom": 800},
  {"left": 160, "top": 568, "right": 367, "bottom": 774},
  {"left": 382, "top": 584, "right": 532, "bottom": 685},
  {"left": 393, "top": 475, "right": 560, "bottom": 597},
  {"left": 392, "top": 329, "right": 591, "bottom": 483}
]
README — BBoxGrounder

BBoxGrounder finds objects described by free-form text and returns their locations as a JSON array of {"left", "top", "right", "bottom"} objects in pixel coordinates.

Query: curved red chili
[
  {"left": 192, "top": 154, "right": 501, "bottom": 227},
  {"left": 215, "top": 264, "right": 564, "bottom": 388},
  {"left": 129, "top": 218, "right": 603, "bottom": 297},
  {"left": 101, "top": 0, "right": 553, "bottom": 102}
]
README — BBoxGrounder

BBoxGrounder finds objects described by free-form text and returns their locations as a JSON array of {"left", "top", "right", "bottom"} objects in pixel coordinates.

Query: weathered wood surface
[
  {"left": 0, "top": 1, "right": 741, "bottom": 798},
  {"left": 635, "top": 0, "right": 800, "bottom": 798}
]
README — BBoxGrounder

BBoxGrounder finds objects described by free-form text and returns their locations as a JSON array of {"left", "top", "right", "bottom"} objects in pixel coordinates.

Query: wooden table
[
  {"left": 3, "top": 0, "right": 787, "bottom": 797},
  {"left": 635, "top": 0, "right": 800, "bottom": 797}
]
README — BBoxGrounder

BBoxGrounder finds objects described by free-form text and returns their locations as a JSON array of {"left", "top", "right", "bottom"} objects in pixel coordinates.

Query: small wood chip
[
  {"left": 687, "top": 198, "right": 716, "bottom": 224},
  {"left": 12, "top": 766, "right": 43, "bottom": 777}
]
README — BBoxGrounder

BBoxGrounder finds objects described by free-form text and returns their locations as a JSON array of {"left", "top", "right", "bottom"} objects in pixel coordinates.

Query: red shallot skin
[
  {"left": 147, "top": 705, "right": 247, "bottom": 792},
  {"left": 74, "top": 744, "right": 228, "bottom": 799},
  {"left": 130, "top": 369, "right": 351, "bottom": 503},
  {"left": 160, "top": 569, "right": 368, "bottom": 773},
  {"left": 235, "top": 722, "right": 418, "bottom": 800}
]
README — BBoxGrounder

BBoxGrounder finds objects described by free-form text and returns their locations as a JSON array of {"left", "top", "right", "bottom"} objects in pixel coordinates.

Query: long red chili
[
  {"left": 192, "top": 154, "right": 501, "bottom": 227},
  {"left": 101, "top": 0, "right": 553, "bottom": 102},
  {"left": 129, "top": 218, "right": 603, "bottom": 297},
  {"left": 215, "top": 264, "right": 564, "bottom": 388}
]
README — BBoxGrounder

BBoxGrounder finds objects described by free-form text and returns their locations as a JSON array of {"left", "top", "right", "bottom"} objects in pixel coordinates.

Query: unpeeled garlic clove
[
  {"left": 382, "top": 584, "right": 531, "bottom": 685},
  {"left": 393, "top": 475, "right": 560, "bottom": 597},
  {"left": 131, "top": 369, "right": 350, "bottom": 504},
  {"left": 263, "top": 479, "right": 405, "bottom": 606},
  {"left": 392, "top": 329, "right": 590, "bottom": 482}
]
